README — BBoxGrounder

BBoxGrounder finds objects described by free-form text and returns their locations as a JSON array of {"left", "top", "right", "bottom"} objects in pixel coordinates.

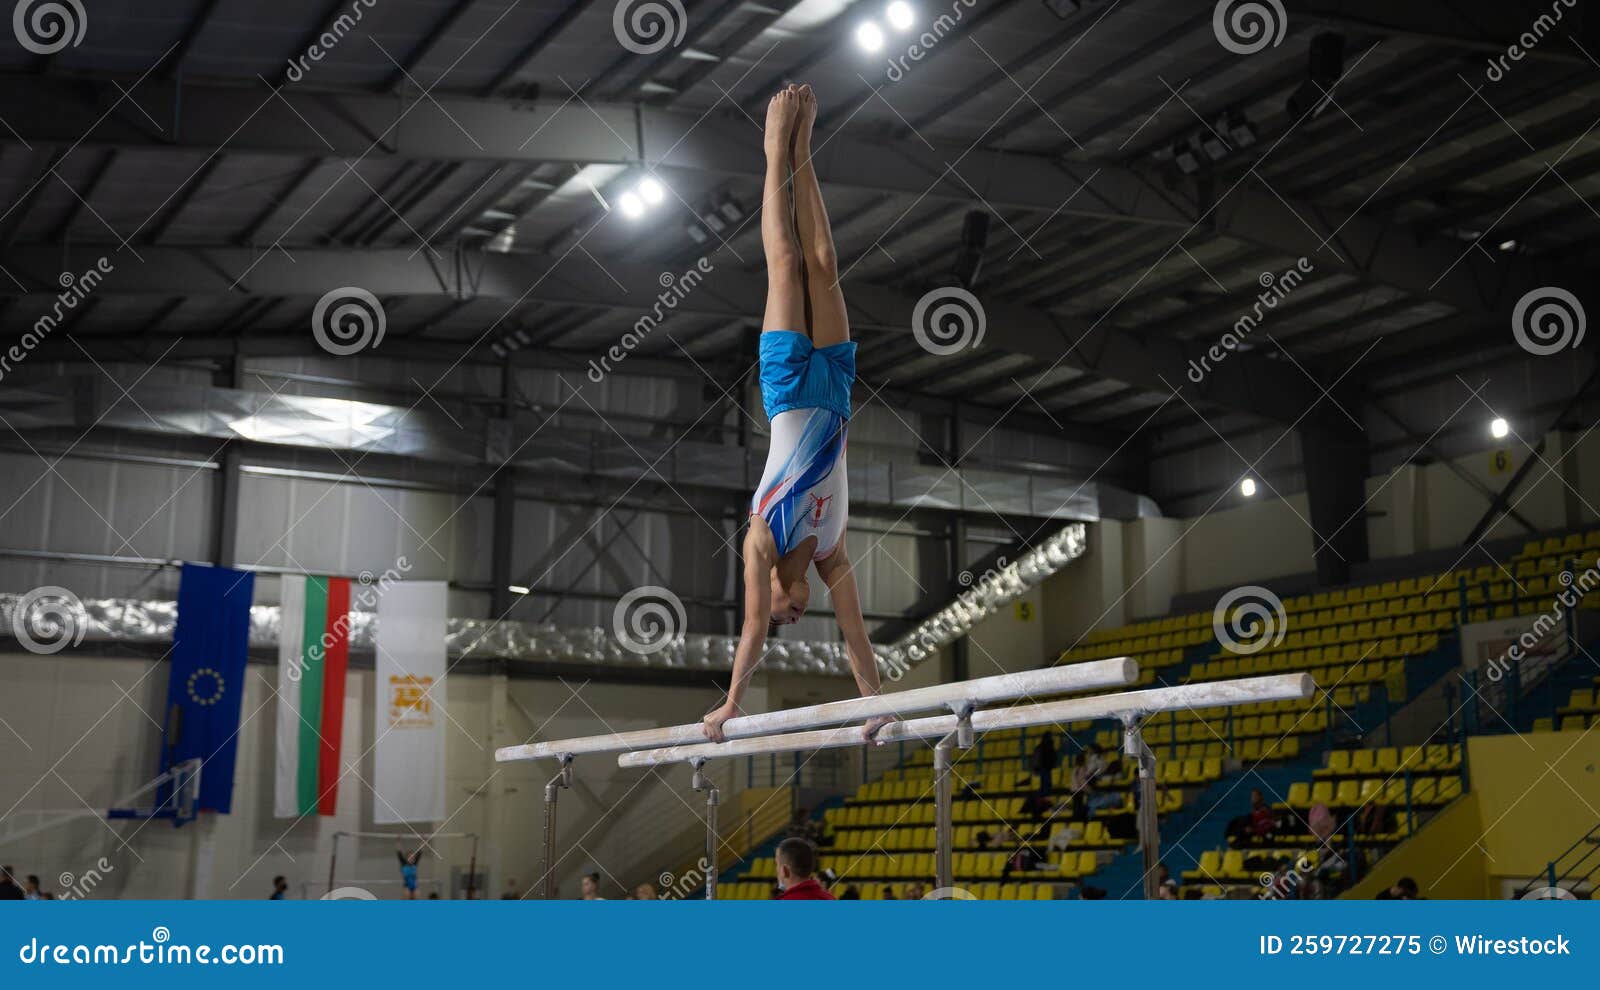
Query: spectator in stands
[
  {"left": 1376, "top": 877, "right": 1421, "bottom": 900},
  {"left": 634, "top": 881, "right": 658, "bottom": 900},
  {"left": 787, "top": 807, "right": 822, "bottom": 843},
  {"left": 1069, "top": 752, "right": 1093, "bottom": 818},
  {"left": 24, "top": 875, "right": 42, "bottom": 900},
  {"left": 501, "top": 877, "right": 520, "bottom": 899},
  {"left": 975, "top": 828, "right": 993, "bottom": 848},
  {"left": 580, "top": 872, "right": 604, "bottom": 900},
  {"left": 0, "top": 866, "right": 24, "bottom": 900},
  {"left": 1048, "top": 822, "right": 1083, "bottom": 853},
  {"left": 880, "top": 886, "right": 898, "bottom": 899},
  {"left": 1031, "top": 731, "right": 1058, "bottom": 800},
  {"left": 903, "top": 882, "right": 926, "bottom": 900},
  {"left": 774, "top": 837, "right": 834, "bottom": 900},
  {"left": 1084, "top": 744, "right": 1107, "bottom": 782},
  {"left": 269, "top": 876, "right": 288, "bottom": 900},
  {"left": 838, "top": 884, "right": 861, "bottom": 900},
  {"left": 1248, "top": 789, "right": 1276, "bottom": 839}
]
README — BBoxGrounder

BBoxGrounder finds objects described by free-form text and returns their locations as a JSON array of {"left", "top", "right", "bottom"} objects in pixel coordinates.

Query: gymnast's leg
[
  {"left": 761, "top": 88, "right": 806, "bottom": 337},
  {"left": 790, "top": 84, "right": 850, "bottom": 348}
]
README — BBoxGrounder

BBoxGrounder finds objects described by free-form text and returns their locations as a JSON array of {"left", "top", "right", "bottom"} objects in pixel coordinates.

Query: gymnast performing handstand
[{"left": 703, "top": 85, "right": 888, "bottom": 745}]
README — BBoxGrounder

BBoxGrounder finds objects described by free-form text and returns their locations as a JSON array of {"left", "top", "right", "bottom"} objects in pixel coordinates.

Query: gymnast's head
[
  {"left": 769, "top": 567, "right": 810, "bottom": 625},
  {"left": 775, "top": 836, "right": 819, "bottom": 889}
]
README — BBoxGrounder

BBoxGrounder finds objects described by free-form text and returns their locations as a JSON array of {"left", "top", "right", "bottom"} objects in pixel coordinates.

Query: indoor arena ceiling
[{"left": 1, "top": 0, "right": 1598, "bottom": 450}]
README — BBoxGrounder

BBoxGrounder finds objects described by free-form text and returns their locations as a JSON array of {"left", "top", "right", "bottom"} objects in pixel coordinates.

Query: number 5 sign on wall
[{"left": 1014, "top": 600, "right": 1035, "bottom": 622}]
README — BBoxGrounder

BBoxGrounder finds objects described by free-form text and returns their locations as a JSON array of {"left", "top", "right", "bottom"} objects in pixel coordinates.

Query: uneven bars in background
[
  {"left": 494, "top": 658, "right": 1137, "bottom": 761},
  {"left": 617, "top": 674, "right": 1316, "bottom": 767}
]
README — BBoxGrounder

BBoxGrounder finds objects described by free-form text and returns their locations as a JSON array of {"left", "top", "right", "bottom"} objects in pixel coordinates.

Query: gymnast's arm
[
  {"left": 702, "top": 525, "right": 775, "bottom": 742},
  {"left": 814, "top": 547, "right": 890, "bottom": 744}
]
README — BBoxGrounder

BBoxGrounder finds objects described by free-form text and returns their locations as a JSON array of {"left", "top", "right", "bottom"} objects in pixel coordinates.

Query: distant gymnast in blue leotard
[{"left": 702, "top": 85, "right": 887, "bottom": 745}]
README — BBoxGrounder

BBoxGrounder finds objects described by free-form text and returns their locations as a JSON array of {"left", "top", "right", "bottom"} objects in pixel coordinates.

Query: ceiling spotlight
[
  {"left": 856, "top": 21, "right": 885, "bottom": 52},
  {"left": 886, "top": 1, "right": 915, "bottom": 30},
  {"left": 1240, "top": 477, "right": 1258, "bottom": 498},
  {"left": 1173, "top": 140, "right": 1201, "bottom": 175},
  {"left": 1225, "top": 111, "right": 1257, "bottom": 148},
  {"left": 1490, "top": 417, "right": 1510, "bottom": 440},
  {"left": 638, "top": 177, "right": 665, "bottom": 205},
  {"left": 618, "top": 191, "right": 645, "bottom": 219},
  {"left": 1498, "top": 239, "right": 1518, "bottom": 252}
]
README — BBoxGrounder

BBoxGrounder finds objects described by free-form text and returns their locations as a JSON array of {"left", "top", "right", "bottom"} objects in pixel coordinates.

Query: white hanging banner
[{"left": 373, "top": 581, "right": 448, "bottom": 824}]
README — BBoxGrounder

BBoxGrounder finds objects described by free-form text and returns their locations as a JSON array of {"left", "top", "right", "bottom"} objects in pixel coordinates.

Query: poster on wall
[{"left": 373, "top": 580, "right": 448, "bottom": 824}]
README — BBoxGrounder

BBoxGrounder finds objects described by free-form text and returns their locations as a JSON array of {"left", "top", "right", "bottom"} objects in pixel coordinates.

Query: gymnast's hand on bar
[
  {"left": 703, "top": 702, "right": 740, "bottom": 743},
  {"left": 862, "top": 714, "right": 895, "bottom": 746}
]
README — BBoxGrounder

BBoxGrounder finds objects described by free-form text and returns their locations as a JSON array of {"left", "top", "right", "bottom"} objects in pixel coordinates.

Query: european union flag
[{"left": 162, "top": 563, "right": 256, "bottom": 814}]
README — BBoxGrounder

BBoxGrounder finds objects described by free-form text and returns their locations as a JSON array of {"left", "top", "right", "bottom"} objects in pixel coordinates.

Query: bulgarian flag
[{"left": 273, "top": 575, "right": 352, "bottom": 817}]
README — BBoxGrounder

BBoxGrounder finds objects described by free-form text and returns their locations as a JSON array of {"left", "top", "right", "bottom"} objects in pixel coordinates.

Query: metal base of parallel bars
[
  {"left": 1123, "top": 718, "right": 1161, "bottom": 901},
  {"left": 540, "top": 755, "right": 573, "bottom": 900},
  {"left": 933, "top": 704, "right": 974, "bottom": 894},
  {"left": 691, "top": 758, "right": 720, "bottom": 901}
]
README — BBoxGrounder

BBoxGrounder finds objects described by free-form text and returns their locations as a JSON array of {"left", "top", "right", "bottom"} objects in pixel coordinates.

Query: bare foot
[
  {"left": 794, "top": 84, "right": 817, "bottom": 157},
  {"left": 764, "top": 88, "right": 798, "bottom": 159}
]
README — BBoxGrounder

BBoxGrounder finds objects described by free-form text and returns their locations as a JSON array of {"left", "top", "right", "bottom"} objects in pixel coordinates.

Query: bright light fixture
[
  {"left": 638, "top": 177, "right": 665, "bottom": 205},
  {"left": 1240, "top": 477, "right": 1257, "bottom": 497},
  {"left": 508, "top": 584, "right": 531, "bottom": 595},
  {"left": 856, "top": 21, "right": 885, "bottom": 52},
  {"left": 618, "top": 191, "right": 645, "bottom": 219},
  {"left": 1490, "top": 417, "right": 1509, "bottom": 439},
  {"left": 886, "top": 1, "right": 915, "bottom": 30}
]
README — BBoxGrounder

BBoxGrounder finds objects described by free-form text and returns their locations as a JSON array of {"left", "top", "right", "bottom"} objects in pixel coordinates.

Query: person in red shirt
[{"left": 774, "top": 838, "right": 834, "bottom": 900}]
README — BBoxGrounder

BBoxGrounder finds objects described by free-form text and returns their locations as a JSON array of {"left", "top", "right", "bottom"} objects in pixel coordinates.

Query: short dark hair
[
  {"left": 585, "top": 872, "right": 599, "bottom": 883},
  {"left": 1396, "top": 877, "right": 1418, "bottom": 897},
  {"left": 272, "top": 876, "right": 285, "bottom": 886},
  {"left": 776, "top": 837, "right": 818, "bottom": 878}
]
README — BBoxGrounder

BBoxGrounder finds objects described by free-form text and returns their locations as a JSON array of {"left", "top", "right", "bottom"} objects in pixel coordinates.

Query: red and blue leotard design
[{"left": 751, "top": 331, "right": 855, "bottom": 561}]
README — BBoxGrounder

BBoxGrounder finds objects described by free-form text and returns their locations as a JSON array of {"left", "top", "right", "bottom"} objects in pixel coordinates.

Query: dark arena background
[{"left": 1, "top": 0, "right": 1599, "bottom": 945}]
